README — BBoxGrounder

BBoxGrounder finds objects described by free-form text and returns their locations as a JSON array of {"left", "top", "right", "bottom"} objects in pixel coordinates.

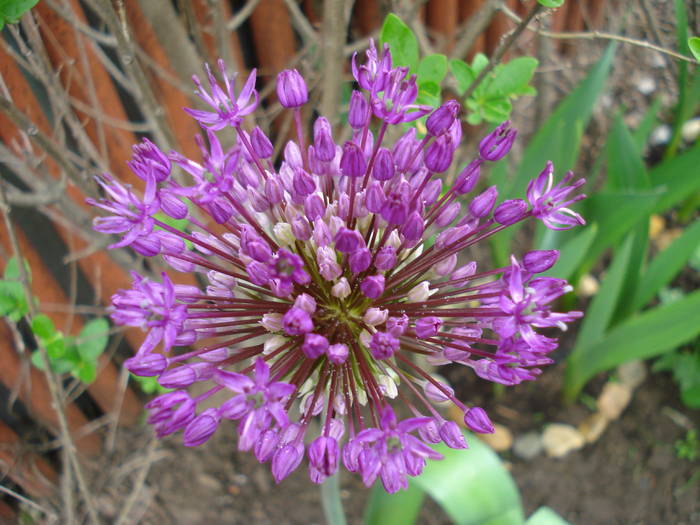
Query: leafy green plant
[
  {"left": 0, "top": 258, "right": 109, "bottom": 383},
  {"left": 0, "top": 0, "right": 40, "bottom": 30},
  {"left": 130, "top": 373, "right": 172, "bottom": 395},
  {"left": 379, "top": 13, "right": 538, "bottom": 123},
  {"left": 0, "top": 257, "right": 31, "bottom": 321},
  {"left": 364, "top": 429, "right": 569, "bottom": 525},
  {"left": 450, "top": 54, "right": 538, "bottom": 125},
  {"left": 674, "top": 429, "right": 699, "bottom": 461},
  {"left": 653, "top": 343, "right": 700, "bottom": 409}
]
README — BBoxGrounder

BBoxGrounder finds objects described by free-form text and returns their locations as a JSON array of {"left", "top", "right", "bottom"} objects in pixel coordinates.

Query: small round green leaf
[{"left": 689, "top": 37, "right": 700, "bottom": 62}]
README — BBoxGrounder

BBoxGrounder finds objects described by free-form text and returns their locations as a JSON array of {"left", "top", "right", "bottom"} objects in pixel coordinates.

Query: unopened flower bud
[
  {"left": 464, "top": 406, "right": 495, "bottom": 434},
  {"left": 523, "top": 249, "right": 559, "bottom": 273},
  {"left": 468, "top": 186, "right": 498, "bottom": 218},
  {"left": 360, "top": 274, "right": 385, "bottom": 299},
  {"left": 372, "top": 148, "right": 395, "bottom": 181},
  {"left": 276, "top": 69, "right": 308, "bottom": 108},
  {"left": 426, "top": 100, "right": 460, "bottom": 136},
  {"left": 327, "top": 343, "right": 349, "bottom": 364},
  {"left": 302, "top": 333, "right": 329, "bottom": 359},
  {"left": 348, "top": 90, "right": 370, "bottom": 129},
  {"left": 340, "top": 141, "right": 367, "bottom": 177},
  {"left": 331, "top": 277, "right": 351, "bottom": 299},
  {"left": 494, "top": 199, "right": 528, "bottom": 225},
  {"left": 251, "top": 126, "right": 273, "bottom": 158}
]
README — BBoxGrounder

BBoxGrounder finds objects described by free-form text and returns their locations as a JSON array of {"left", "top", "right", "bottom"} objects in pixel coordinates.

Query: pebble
[
  {"left": 542, "top": 423, "right": 585, "bottom": 458},
  {"left": 617, "top": 360, "right": 647, "bottom": 390},
  {"left": 682, "top": 118, "right": 700, "bottom": 143},
  {"left": 637, "top": 76, "right": 656, "bottom": 95},
  {"left": 648, "top": 215, "right": 665, "bottom": 240},
  {"left": 577, "top": 274, "right": 599, "bottom": 297},
  {"left": 197, "top": 473, "right": 222, "bottom": 491},
  {"left": 513, "top": 432, "right": 543, "bottom": 460},
  {"left": 598, "top": 382, "right": 632, "bottom": 420},
  {"left": 478, "top": 423, "right": 513, "bottom": 452},
  {"left": 578, "top": 412, "right": 609, "bottom": 443}
]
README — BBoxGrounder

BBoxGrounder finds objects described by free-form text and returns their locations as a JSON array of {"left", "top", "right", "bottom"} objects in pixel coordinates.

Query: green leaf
[
  {"left": 416, "top": 81, "right": 441, "bottom": 107},
  {"left": 541, "top": 224, "right": 598, "bottom": 281},
  {"left": 380, "top": 14, "right": 419, "bottom": 73},
  {"left": 449, "top": 59, "right": 474, "bottom": 95},
  {"left": 364, "top": 481, "right": 425, "bottom": 525},
  {"left": 77, "top": 318, "right": 109, "bottom": 361},
  {"left": 573, "top": 235, "right": 634, "bottom": 351},
  {"left": 481, "top": 98, "right": 512, "bottom": 123},
  {"left": 581, "top": 190, "right": 659, "bottom": 269},
  {"left": 490, "top": 44, "right": 616, "bottom": 266},
  {"left": 689, "top": 37, "right": 700, "bottom": 61},
  {"left": 631, "top": 218, "right": 700, "bottom": 311},
  {"left": 30, "top": 350, "right": 45, "bottom": 371},
  {"left": 650, "top": 145, "right": 700, "bottom": 213},
  {"left": 75, "top": 360, "right": 97, "bottom": 384},
  {"left": 45, "top": 337, "right": 65, "bottom": 359},
  {"left": 417, "top": 54, "right": 447, "bottom": 87},
  {"left": 489, "top": 57, "right": 539, "bottom": 97},
  {"left": 526, "top": 507, "right": 570, "bottom": 525},
  {"left": 413, "top": 432, "right": 523, "bottom": 525},
  {"left": 606, "top": 115, "right": 650, "bottom": 191},
  {"left": 0, "top": 280, "right": 27, "bottom": 319},
  {"left": 631, "top": 98, "right": 661, "bottom": 152},
  {"left": 564, "top": 289, "right": 700, "bottom": 400},
  {"left": 0, "top": 0, "right": 39, "bottom": 28},
  {"left": 31, "top": 314, "right": 56, "bottom": 340},
  {"left": 537, "top": 0, "right": 564, "bottom": 7},
  {"left": 681, "top": 384, "right": 700, "bottom": 409}
]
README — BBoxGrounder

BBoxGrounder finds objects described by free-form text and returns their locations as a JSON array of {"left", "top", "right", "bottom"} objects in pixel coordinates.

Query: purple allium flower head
[
  {"left": 276, "top": 69, "right": 308, "bottom": 108},
  {"left": 91, "top": 42, "right": 585, "bottom": 493}
]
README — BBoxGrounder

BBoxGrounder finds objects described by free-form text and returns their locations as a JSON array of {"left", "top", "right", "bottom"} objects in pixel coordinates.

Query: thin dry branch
[
  {"left": 500, "top": 4, "right": 699, "bottom": 65},
  {"left": 0, "top": 185, "right": 100, "bottom": 525}
]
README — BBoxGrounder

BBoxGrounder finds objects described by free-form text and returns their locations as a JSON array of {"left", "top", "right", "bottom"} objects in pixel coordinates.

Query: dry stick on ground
[
  {"left": 114, "top": 437, "right": 159, "bottom": 525},
  {"left": 0, "top": 186, "right": 101, "bottom": 525},
  {"left": 500, "top": 4, "right": 699, "bottom": 65},
  {"left": 461, "top": 3, "right": 545, "bottom": 104},
  {"left": 451, "top": 0, "right": 501, "bottom": 60}
]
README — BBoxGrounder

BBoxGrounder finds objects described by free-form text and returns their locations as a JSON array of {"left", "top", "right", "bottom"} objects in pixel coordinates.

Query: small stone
[
  {"left": 649, "top": 125, "right": 671, "bottom": 146},
  {"left": 648, "top": 215, "right": 665, "bottom": 240},
  {"left": 542, "top": 423, "right": 585, "bottom": 458},
  {"left": 478, "top": 423, "right": 513, "bottom": 452},
  {"left": 197, "top": 473, "right": 221, "bottom": 491},
  {"left": 578, "top": 412, "right": 608, "bottom": 443},
  {"left": 637, "top": 76, "right": 656, "bottom": 95},
  {"left": 617, "top": 360, "right": 647, "bottom": 390},
  {"left": 682, "top": 118, "right": 700, "bottom": 143},
  {"left": 597, "top": 382, "right": 632, "bottom": 420},
  {"left": 513, "top": 432, "right": 543, "bottom": 460},
  {"left": 577, "top": 274, "right": 599, "bottom": 297}
]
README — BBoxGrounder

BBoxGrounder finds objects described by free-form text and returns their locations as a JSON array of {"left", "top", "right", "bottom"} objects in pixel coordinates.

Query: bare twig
[
  {"left": 0, "top": 484, "right": 58, "bottom": 522},
  {"left": 451, "top": 0, "right": 501, "bottom": 60},
  {"left": 0, "top": 185, "right": 101, "bottom": 525},
  {"left": 90, "top": 0, "right": 176, "bottom": 148},
  {"left": 227, "top": 0, "right": 262, "bottom": 31},
  {"left": 500, "top": 4, "right": 699, "bottom": 65},
  {"left": 283, "top": 0, "right": 319, "bottom": 46},
  {"left": 461, "top": 3, "right": 544, "bottom": 103},
  {"left": 319, "top": 0, "right": 351, "bottom": 126},
  {"left": 114, "top": 437, "right": 158, "bottom": 525}
]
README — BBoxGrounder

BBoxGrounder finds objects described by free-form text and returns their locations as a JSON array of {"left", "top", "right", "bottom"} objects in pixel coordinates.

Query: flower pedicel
[{"left": 89, "top": 41, "right": 584, "bottom": 493}]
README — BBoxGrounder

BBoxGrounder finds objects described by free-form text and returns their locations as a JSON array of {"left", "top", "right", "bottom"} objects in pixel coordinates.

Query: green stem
[{"left": 321, "top": 473, "right": 347, "bottom": 525}]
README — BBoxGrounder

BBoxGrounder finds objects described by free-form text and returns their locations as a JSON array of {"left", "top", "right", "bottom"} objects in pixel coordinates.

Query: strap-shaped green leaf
[{"left": 565, "top": 289, "right": 700, "bottom": 400}]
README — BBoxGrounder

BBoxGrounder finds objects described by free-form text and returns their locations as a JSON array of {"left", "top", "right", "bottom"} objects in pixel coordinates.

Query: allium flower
[{"left": 91, "top": 45, "right": 584, "bottom": 493}]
